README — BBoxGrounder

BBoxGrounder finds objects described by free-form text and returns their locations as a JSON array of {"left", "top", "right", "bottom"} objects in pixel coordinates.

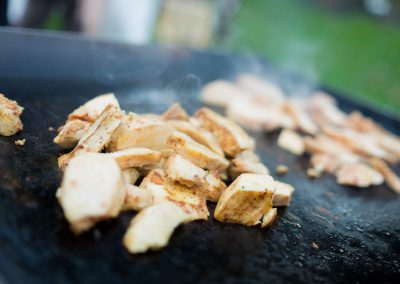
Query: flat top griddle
[{"left": 0, "top": 28, "right": 399, "bottom": 284}]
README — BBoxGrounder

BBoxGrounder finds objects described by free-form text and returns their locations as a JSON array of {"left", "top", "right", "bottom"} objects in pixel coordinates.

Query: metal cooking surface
[{"left": 0, "top": 29, "right": 399, "bottom": 284}]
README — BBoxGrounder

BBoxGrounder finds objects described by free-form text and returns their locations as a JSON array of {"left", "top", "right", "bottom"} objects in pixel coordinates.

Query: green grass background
[{"left": 226, "top": 0, "right": 400, "bottom": 113}]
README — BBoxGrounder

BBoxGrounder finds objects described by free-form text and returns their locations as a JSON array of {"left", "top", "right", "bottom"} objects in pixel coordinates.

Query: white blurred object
[
  {"left": 364, "top": 0, "right": 392, "bottom": 16},
  {"left": 7, "top": 0, "right": 28, "bottom": 25},
  {"left": 80, "top": 0, "right": 161, "bottom": 44}
]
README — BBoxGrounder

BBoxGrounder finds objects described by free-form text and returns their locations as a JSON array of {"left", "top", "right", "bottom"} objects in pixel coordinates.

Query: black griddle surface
[{"left": 0, "top": 28, "right": 399, "bottom": 284}]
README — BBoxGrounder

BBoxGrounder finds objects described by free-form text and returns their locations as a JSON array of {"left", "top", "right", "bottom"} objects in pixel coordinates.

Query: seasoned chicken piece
[
  {"left": 304, "top": 134, "right": 353, "bottom": 155},
  {"left": 167, "top": 119, "right": 224, "bottom": 156},
  {"left": 122, "top": 168, "right": 140, "bottom": 185},
  {"left": 0, "top": 93, "right": 23, "bottom": 136},
  {"left": 164, "top": 154, "right": 207, "bottom": 187},
  {"left": 229, "top": 150, "right": 269, "bottom": 180},
  {"left": 57, "top": 153, "right": 126, "bottom": 234},
  {"left": 336, "top": 163, "right": 384, "bottom": 188},
  {"left": 261, "top": 208, "right": 277, "bottom": 228},
  {"left": 166, "top": 131, "right": 229, "bottom": 170},
  {"left": 346, "top": 111, "right": 385, "bottom": 133},
  {"left": 58, "top": 105, "right": 122, "bottom": 169},
  {"left": 277, "top": 129, "right": 305, "bottom": 156},
  {"left": 54, "top": 120, "right": 90, "bottom": 148},
  {"left": 214, "top": 174, "right": 275, "bottom": 226},
  {"left": 139, "top": 169, "right": 209, "bottom": 220},
  {"left": 369, "top": 158, "right": 400, "bottom": 194},
  {"left": 272, "top": 181, "right": 294, "bottom": 207},
  {"left": 202, "top": 170, "right": 227, "bottom": 202},
  {"left": 201, "top": 80, "right": 250, "bottom": 107},
  {"left": 236, "top": 74, "right": 285, "bottom": 104},
  {"left": 377, "top": 134, "right": 400, "bottom": 160},
  {"left": 195, "top": 107, "right": 255, "bottom": 157},
  {"left": 310, "top": 152, "right": 360, "bottom": 174},
  {"left": 124, "top": 184, "right": 152, "bottom": 211},
  {"left": 109, "top": 148, "right": 161, "bottom": 170},
  {"left": 226, "top": 95, "right": 295, "bottom": 131},
  {"left": 123, "top": 201, "right": 191, "bottom": 254},
  {"left": 108, "top": 113, "right": 173, "bottom": 151},
  {"left": 308, "top": 92, "right": 346, "bottom": 127},
  {"left": 162, "top": 103, "right": 190, "bottom": 121},
  {"left": 283, "top": 100, "right": 318, "bottom": 135}
]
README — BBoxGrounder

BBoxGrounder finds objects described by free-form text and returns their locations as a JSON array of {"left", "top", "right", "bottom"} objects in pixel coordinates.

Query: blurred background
[{"left": 0, "top": 0, "right": 399, "bottom": 113}]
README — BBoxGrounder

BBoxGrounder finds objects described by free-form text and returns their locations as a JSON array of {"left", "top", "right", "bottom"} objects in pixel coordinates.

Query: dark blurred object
[
  {"left": 18, "top": 0, "right": 80, "bottom": 31},
  {"left": 0, "top": 0, "right": 8, "bottom": 26}
]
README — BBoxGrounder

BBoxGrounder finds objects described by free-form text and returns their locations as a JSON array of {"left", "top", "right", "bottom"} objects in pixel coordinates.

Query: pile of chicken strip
[
  {"left": 202, "top": 74, "right": 400, "bottom": 193},
  {"left": 54, "top": 93, "right": 294, "bottom": 254}
]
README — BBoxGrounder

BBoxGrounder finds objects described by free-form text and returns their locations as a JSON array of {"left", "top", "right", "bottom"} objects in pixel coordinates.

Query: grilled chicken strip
[
  {"left": 272, "top": 181, "right": 294, "bottom": 207},
  {"left": 261, "top": 208, "right": 278, "bottom": 228},
  {"left": 123, "top": 202, "right": 192, "bottom": 254},
  {"left": 277, "top": 129, "right": 305, "bottom": 156},
  {"left": 54, "top": 120, "right": 90, "bottom": 148},
  {"left": 57, "top": 153, "right": 126, "bottom": 234},
  {"left": 122, "top": 168, "right": 140, "bottom": 185},
  {"left": 308, "top": 92, "right": 347, "bottom": 127},
  {"left": 164, "top": 154, "right": 207, "bottom": 187},
  {"left": 0, "top": 93, "right": 23, "bottom": 136},
  {"left": 162, "top": 103, "right": 190, "bottom": 121},
  {"left": 109, "top": 148, "right": 161, "bottom": 170},
  {"left": 283, "top": 100, "right": 318, "bottom": 135},
  {"left": 58, "top": 105, "right": 122, "bottom": 170},
  {"left": 195, "top": 107, "right": 255, "bottom": 157},
  {"left": 124, "top": 184, "right": 152, "bottom": 211},
  {"left": 201, "top": 80, "right": 250, "bottom": 108},
  {"left": 214, "top": 174, "right": 275, "bottom": 226},
  {"left": 236, "top": 74, "right": 285, "bottom": 104},
  {"left": 229, "top": 150, "right": 269, "bottom": 180},
  {"left": 369, "top": 158, "right": 400, "bottom": 194},
  {"left": 166, "top": 131, "right": 229, "bottom": 171},
  {"left": 336, "top": 163, "right": 384, "bottom": 188}
]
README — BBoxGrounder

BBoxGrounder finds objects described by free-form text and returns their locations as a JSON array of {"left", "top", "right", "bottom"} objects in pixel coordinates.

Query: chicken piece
[
  {"left": 277, "top": 129, "right": 305, "bottom": 156},
  {"left": 201, "top": 80, "right": 250, "bottom": 107},
  {"left": 123, "top": 201, "right": 191, "bottom": 254},
  {"left": 261, "top": 208, "right": 278, "bottom": 228},
  {"left": 214, "top": 174, "right": 275, "bottom": 226},
  {"left": 310, "top": 152, "right": 360, "bottom": 174},
  {"left": 162, "top": 103, "right": 190, "bottom": 121},
  {"left": 346, "top": 111, "right": 385, "bottom": 133},
  {"left": 56, "top": 153, "right": 126, "bottom": 234},
  {"left": 308, "top": 92, "right": 347, "bottom": 127},
  {"left": 283, "top": 101, "right": 318, "bottom": 135},
  {"left": 58, "top": 105, "right": 122, "bottom": 170},
  {"left": 166, "top": 131, "right": 229, "bottom": 171},
  {"left": 275, "top": 165, "right": 288, "bottom": 175},
  {"left": 229, "top": 150, "right": 269, "bottom": 180},
  {"left": 0, "top": 93, "right": 24, "bottom": 136},
  {"left": 202, "top": 170, "right": 227, "bottom": 202},
  {"left": 369, "top": 158, "right": 400, "bottom": 194},
  {"left": 236, "top": 74, "right": 285, "bottom": 104},
  {"left": 124, "top": 184, "right": 152, "bottom": 211},
  {"left": 54, "top": 120, "right": 91, "bottom": 148},
  {"left": 139, "top": 169, "right": 209, "bottom": 220},
  {"left": 272, "top": 181, "right": 294, "bottom": 207},
  {"left": 68, "top": 93, "right": 120, "bottom": 122},
  {"left": 109, "top": 148, "right": 161, "bottom": 170},
  {"left": 378, "top": 134, "right": 400, "bottom": 160},
  {"left": 167, "top": 119, "right": 224, "bottom": 156},
  {"left": 164, "top": 154, "right": 207, "bottom": 187},
  {"left": 122, "top": 168, "right": 140, "bottom": 185},
  {"left": 195, "top": 107, "right": 255, "bottom": 157},
  {"left": 336, "top": 163, "right": 384, "bottom": 188},
  {"left": 226, "top": 95, "right": 295, "bottom": 131},
  {"left": 304, "top": 134, "right": 353, "bottom": 156},
  {"left": 107, "top": 113, "right": 174, "bottom": 151}
]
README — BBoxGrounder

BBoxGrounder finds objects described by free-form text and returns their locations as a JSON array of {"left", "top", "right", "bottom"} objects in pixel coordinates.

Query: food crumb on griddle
[
  {"left": 311, "top": 242, "right": 319, "bottom": 250},
  {"left": 276, "top": 165, "right": 288, "bottom": 175},
  {"left": 307, "top": 168, "right": 321, "bottom": 179},
  {"left": 48, "top": 127, "right": 55, "bottom": 131},
  {"left": 14, "top": 139, "right": 26, "bottom": 146}
]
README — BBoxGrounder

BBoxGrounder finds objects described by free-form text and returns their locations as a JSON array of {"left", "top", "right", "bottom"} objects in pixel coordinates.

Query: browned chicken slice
[
  {"left": 229, "top": 150, "right": 269, "bottom": 180},
  {"left": 123, "top": 201, "right": 192, "bottom": 254},
  {"left": 109, "top": 148, "right": 161, "bottom": 170},
  {"left": 166, "top": 131, "right": 229, "bottom": 170},
  {"left": 304, "top": 134, "right": 353, "bottom": 156},
  {"left": 58, "top": 105, "right": 122, "bottom": 170},
  {"left": 272, "top": 181, "right": 294, "bottom": 207},
  {"left": 124, "top": 184, "right": 152, "bottom": 211},
  {"left": 195, "top": 107, "right": 255, "bottom": 157},
  {"left": 167, "top": 119, "right": 224, "bottom": 156},
  {"left": 122, "top": 168, "right": 140, "bottom": 185},
  {"left": 310, "top": 152, "right": 361, "bottom": 174},
  {"left": 214, "top": 174, "right": 275, "bottom": 226},
  {"left": 336, "top": 163, "right": 384, "bottom": 188},
  {"left": 108, "top": 113, "right": 174, "bottom": 151},
  {"left": 162, "top": 103, "right": 190, "bottom": 121},
  {"left": 283, "top": 100, "right": 318, "bottom": 135},
  {"left": 201, "top": 80, "right": 250, "bottom": 107},
  {"left": 56, "top": 153, "right": 126, "bottom": 234},
  {"left": 226, "top": 95, "right": 295, "bottom": 131},
  {"left": 139, "top": 169, "right": 209, "bottom": 220},
  {"left": 277, "top": 129, "right": 305, "bottom": 156},
  {"left": 308, "top": 92, "right": 347, "bottom": 127},
  {"left": 54, "top": 120, "right": 90, "bottom": 148},
  {"left": 236, "top": 74, "right": 285, "bottom": 104},
  {"left": 369, "top": 158, "right": 400, "bottom": 194},
  {"left": 202, "top": 170, "right": 227, "bottom": 202},
  {"left": 0, "top": 93, "right": 23, "bottom": 136},
  {"left": 261, "top": 208, "right": 277, "bottom": 228},
  {"left": 164, "top": 154, "right": 207, "bottom": 187},
  {"left": 346, "top": 111, "right": 385, "bottom": 133}
]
